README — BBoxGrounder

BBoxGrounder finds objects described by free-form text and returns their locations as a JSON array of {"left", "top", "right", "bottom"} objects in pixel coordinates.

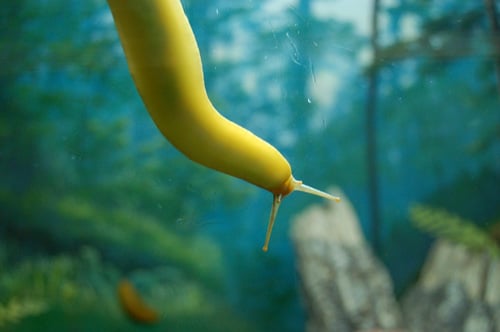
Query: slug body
[
  {"left": 107, "top": 0, "right": 339, "bottom": 251},
  {"left": 117, "top": 279, "right": 159, "bottom": 324}
]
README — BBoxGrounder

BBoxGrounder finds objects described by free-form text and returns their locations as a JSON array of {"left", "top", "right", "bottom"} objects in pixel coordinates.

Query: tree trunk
[
  {"left": 290, "top": 188, "right": 405, "bottom": 332},
  {"left": 366, "top": 0, "right": 381, "bottom": 252},
  {"left": 290, "top": 189, "right": 500, "bottom": 332},
  {"left": 483, "top": 0, "right": 500, "bottom": 98}
]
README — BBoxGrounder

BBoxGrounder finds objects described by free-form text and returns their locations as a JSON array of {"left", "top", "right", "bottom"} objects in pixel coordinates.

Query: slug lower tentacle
[{"left": 106, "top": 0, "right": 339, "bottom": 252}]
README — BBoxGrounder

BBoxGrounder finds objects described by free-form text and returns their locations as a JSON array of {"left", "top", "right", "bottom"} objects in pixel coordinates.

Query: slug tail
[
  {"left": 262, "top": 194, "right": 282, "bottom": 252},
  {"left": 292, "top": 179, "right": 341, "bottom": 202}
]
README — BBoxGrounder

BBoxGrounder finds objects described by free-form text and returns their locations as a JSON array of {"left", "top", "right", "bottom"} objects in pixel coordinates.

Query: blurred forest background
[{"left": 1, "top": 0, "right": 499, "bottom": 331}]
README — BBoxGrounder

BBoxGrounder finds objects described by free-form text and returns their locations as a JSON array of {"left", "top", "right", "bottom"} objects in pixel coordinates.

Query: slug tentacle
[
  {"left": 262, "top": 194, "right": 282, "bottom": 252},
  {"left": 291, "top": 177, "right": 341, "bottom": 202},
  {"left": 262, "top": 179, "right": 340, "bottom": 252}
]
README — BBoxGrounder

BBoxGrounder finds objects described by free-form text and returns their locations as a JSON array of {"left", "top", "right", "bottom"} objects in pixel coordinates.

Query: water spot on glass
[
  {"left": 307, "top": 97, "right": 312, "bottom": 104},
  {"left": 286, "top": 32, "right": 302, "bottom": 66},
  {"left": 197, "top": 218, "right": 221, "bottom": 228},
  {"left": 310, "top": 62, "right": 317, "bottom": 84}
]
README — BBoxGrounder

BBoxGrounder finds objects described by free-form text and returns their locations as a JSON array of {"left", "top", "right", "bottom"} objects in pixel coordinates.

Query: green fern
[
  {"left": 0, "top": 298, "right": 49, "bottom": 328},
  {"left": 0, "top": 245, "right": 257, "bottom": 331},
  {"left": 410, "top": 204, "right": 500, "bottom": 257},
  {"left": 0, "top": 246, "right": 122, "bottom": 328}
]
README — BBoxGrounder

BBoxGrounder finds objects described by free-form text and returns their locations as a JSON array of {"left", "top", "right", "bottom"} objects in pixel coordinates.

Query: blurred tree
[
  {"left": 373, "top": 0, "right": 499, "bottom": 290},
  {"left": 483, "top": 0, "right": 500, "bottom": 96},
  {"left": 295, "top": 0, "right": 499, "bottom": 293},
  {"left": 366, "top": 0, "right": 382, "bottom": 252}
]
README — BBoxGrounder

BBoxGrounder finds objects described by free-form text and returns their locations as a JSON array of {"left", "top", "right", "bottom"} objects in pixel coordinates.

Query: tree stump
[
  {"left": 402, "top": 240, "right": 500, "bottom": 332},
  {"left": 290, "top": 187, "right": 500, "bottom": 332},
  {"left": 290, "top": 188, "right": 405, "bottom": 332}
]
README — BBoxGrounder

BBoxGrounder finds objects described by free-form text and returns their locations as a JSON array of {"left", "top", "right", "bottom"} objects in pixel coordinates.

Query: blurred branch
[
  {"left": 377, "top": 32, "right": 500, "bottom": 62},
  {"left": 365, "top": 5, "right": 500, "bottom": 86}
]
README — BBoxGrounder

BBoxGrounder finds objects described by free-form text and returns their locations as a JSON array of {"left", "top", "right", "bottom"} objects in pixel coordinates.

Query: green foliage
[
  {"left": 0, "top": 1, "right": 255, "bottom": 329},
  {"left": 0, "top": 246, "right": 119, "bottom": 330},
  {"left": 0, "top": 189, "right": 224, "bottom": 285},
  {"left": 0, "top": 246, "right": 257, "bottom": 332},
  {"left": 410, "top": 204, "right": 500, "bottom": 257},
  {"left": 0, "top": 299, "right": 49, "bottom": 328}
]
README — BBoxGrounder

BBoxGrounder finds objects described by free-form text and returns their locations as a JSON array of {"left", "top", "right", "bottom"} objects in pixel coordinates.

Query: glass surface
[{"left": 1, "top": 0, "right": 498, "bottom": 331}]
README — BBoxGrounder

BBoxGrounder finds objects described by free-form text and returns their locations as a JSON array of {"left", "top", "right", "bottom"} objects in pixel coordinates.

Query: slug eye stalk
[{"left": 262, "top": 178, "right": 340, "bottom": 252}]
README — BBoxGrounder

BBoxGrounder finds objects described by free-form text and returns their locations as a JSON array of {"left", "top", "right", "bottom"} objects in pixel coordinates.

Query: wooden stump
[
  {"left": 402, "top": 240, "right": 500, "bottom": 332},
  {"left": 290, "top": 188, "right": 405, "bottom": 332},
  {"left": 290, "top": 187, "right": 500, "bottom": 332}
]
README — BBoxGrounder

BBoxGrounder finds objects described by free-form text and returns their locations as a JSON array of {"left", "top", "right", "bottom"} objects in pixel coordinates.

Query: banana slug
[
  {"left": 107, "top": 0, "right": 339, "bottom": 251},
  {"left": 117, "top": 279, "right": 159, "bottom": 324}
]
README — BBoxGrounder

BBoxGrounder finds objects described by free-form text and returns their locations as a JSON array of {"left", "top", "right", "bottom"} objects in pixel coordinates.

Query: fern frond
[
  {"left": 410, "top": 204, "right": 499, "bottom": 257},
  {"left": 0, "top": 298, "right": 49, "bottom": 327}
]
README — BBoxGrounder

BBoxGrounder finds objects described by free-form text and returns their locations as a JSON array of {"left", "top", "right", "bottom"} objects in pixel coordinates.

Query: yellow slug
[
  {"left": 117, "top": 279, "right": 159, "bottom": 324},
  {"left": 106, "top": 0, "right": 340, "bottom": 251}
]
